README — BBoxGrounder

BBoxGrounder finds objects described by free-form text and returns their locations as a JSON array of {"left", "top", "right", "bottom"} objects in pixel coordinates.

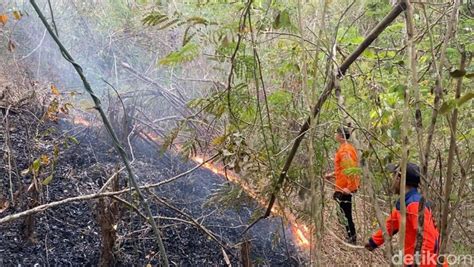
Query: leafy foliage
[{"left": 159, "top": 42, "right": 200, "bottom": 65}]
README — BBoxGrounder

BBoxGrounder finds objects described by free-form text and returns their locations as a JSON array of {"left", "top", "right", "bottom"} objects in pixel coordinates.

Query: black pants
[{"left": 333, "top": 191, "right": 356, "bottom": 241}]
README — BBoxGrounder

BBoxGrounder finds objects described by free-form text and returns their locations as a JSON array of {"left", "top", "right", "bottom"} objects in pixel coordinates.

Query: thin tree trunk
[
  {"left": 438, "top": 50, "right": 467, "bottom": 266},
  {"left": 415, "top": 2, "right": 461, "bottom": 262},
  {"left": 403, "top": 1, "right": 423, "bottom": 262},
  {"left": 398, "top": 0, "right": 416, "bottom": 259},
  {"left": 421, "top": 0, "right": 461, "bottom": 178},
  {"left": 362, "top": 158, "right": 394, "bottom": 264},
  {"left": 296, "top": 0, "right": 319, "bottom": 264}
]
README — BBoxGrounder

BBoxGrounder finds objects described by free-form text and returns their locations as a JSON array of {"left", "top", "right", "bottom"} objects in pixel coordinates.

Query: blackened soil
[{"left": 0, "top": 112, "right": 303, "bottom": 266}]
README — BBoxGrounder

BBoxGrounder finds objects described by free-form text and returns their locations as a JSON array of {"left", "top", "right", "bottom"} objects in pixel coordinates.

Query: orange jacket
[
  {"left": 368, "top": 189, "right": 442, "bottom": 267},
  {"left": 334, "top": 142, "right": 359, "bottom": 192}
]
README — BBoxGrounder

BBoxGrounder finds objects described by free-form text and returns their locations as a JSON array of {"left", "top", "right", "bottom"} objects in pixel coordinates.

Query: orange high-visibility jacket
[
  {"left": 368, "top": 189, "right": 442, "bottom": 267},
  {"left": 334, "top": 142, "right": 360, "bottom": 192}
]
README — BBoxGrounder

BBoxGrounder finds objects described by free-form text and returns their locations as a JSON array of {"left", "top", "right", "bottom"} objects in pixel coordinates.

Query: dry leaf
[
  {"left": 40, "top": 154, "right": 50, "bottom": 165},
  {"left": 222, "top": 248, "right": 231, "bottom": 266},
  {"left": 0, "top": 199, "right": 10, "bottom": 213},
  {"left": 51, "top": 85, "right": 60, "bottom": 96},
  {"left": 0, "top": 14, "right": 8, "bottom": 25},
  {"left": 7, "top": 40, "right": 15, "bottom": 52},
  {"left": 21, "top": 168, "right": 30, "bottom": 176},
  {"left": 13, "top": 11, "right": 22, "bottom": 20}
]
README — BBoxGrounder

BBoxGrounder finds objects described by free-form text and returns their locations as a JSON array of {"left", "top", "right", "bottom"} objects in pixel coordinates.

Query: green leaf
[
  {"left": 449, "top": 69, "right": 466, "bottom": 78},
  {"left": 159, "top": 42, "right": 200, "bottom": 66},
  {"left": 68, "top": 136, "right": 80, "bottom": 145},
  {"left": 273, "top": 9, "right": 292, "bottom": 30},
  {"left": 42, "top": 175, "right": 53, "bottom": 186},
  {"left": 53, "top": 145, "right": 60, "bottom": 158},
  {"left": 142, "top": 11, "right": 168, "bottom": 26},
  {"left": 464, "top": 72, "right": 474, "bottom": 79},
  {"left": 445, "top": 47, "right": 457, "bottom": 59},
  {"left": 457, "top": 92, "right": 474, "bottom": 107},
  {"left": 268, "top": 90, "right": 292, "bottom": 106},
  {"left": 32, "top": 159, "right": 41, "bottom": 174},
  {"left": 157, "top": 18, "right": 180, "bottom": 30},
  {"left": 343, "top": 167, "right": 362, "bottom": 176},
  {"left": 186, "top": 16, "right": 209, "bottom": 25},
  {"left": 440, "top": 93, "right": 474, "bottom": 115},
  {"left": 362, "top": 49, "right": 376, "bottom": 59},
  {"left": 240, "top": 106, "right": 256, "bottom": 122},
  {"left": 439, "top": 100, "right": 456, "bottom": 115}
]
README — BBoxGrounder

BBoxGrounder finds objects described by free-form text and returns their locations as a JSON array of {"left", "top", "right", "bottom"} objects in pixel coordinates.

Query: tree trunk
[{"left": 438, "top": 49, "right": 467, "bottom": 266}]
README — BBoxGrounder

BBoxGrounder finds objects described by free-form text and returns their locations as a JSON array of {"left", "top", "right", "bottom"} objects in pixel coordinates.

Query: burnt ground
[{"left": 0, "top": 110, "right": 304, "bottom": 266}]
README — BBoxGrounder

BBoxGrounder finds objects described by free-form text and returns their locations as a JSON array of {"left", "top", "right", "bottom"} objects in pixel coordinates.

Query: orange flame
[
  {"left": 73, "top": 116, "right": 91, "bottom": 127},
  {"left": 189, "top": 154, "right": 312, "bottom": 250},
  {"left": 71, "top": 115, "right": 312, "bottom": 249},
  {"left": 291, "top": 223, "right": 311, "bottom": 248}
]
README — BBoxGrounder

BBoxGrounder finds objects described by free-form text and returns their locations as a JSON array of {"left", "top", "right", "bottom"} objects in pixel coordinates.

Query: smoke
[{"left": 2, "top": 0, "right": 217, "bottom": 140}]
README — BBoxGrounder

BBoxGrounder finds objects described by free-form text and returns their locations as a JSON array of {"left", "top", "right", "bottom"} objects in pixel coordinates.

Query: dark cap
[
  {"left": 336, "top": 126, "right": 351, "bottom": 139},
  {"left": 386, "top": 162, "right": 421, "bottom": 187}
]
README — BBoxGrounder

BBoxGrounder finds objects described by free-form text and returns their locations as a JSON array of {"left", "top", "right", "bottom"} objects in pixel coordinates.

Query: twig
[
  {"left": 0, "top": 153, "right": 219, "bottom": 225},
  {"left": 99, "top": 167, "right": 126, "bottom": 193},
  {"left": 47, "top": 0, "right": 58, "bottom": 36},
  {"left": 111, "top": 196, "right": 147, "bottom": 221},
  {"left": 325, "top": 225, "right": 365, "bottom": 249},
  {"left": 224, "top": 0, "right": 252, "bottom": 127},
  {"left": 148, "top": 192, "right": 231, "bottom": 252},
  {"left": 3, "top": 105, "right": 15, "bottom": 205},
  {"left": 20, "top": 29, "right": 47, "bottom": 60}
]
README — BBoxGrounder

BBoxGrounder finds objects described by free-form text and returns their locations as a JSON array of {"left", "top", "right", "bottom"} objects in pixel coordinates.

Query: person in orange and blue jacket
[
  {"left": 365, "top": 162, "right": 444, "bottom": 267},
  {"left": 325, "top": 126, "right": 360, "bottom": 244}
]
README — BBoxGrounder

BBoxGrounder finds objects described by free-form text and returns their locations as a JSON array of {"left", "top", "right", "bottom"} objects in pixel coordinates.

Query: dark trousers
[{"left": 333, "top": 191, "right": 356, "bottom": 241}]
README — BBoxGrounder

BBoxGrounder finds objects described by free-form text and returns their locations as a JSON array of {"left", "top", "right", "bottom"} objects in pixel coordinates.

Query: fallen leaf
[
  {"left": 42, "top": 175, "right": 53, "bottom": 185},
  {"left": 13, "top": 11, "right": 22, "bottom": 20},
  {"left": 51, "top": 85, "right": 60, "bottom": 96},
  {"left": 21, "top": 168, "right": 30, "bottom": 176},
  {"left": 7, "top": 40, "right": 15, "bottom": 52},
  {"left": 0, "top": 199, "right": 9, "bottom": 213},
  {"left": 40, "top": 154, "right": 50, "bottom": 165},
  {"left": 222, "top": 248, "right": 231, "bottom": 267},
  {"left": 0, "top": 14, "right": 8, "bottom": 25}
]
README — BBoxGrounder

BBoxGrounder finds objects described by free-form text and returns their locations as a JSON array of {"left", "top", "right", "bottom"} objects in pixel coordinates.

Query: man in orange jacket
[
  {"left": 365, "top": 162, "right": 442, "bottom": 267},
  {"left": 325, "top": 126, "right": 360, "bottom": 244}
]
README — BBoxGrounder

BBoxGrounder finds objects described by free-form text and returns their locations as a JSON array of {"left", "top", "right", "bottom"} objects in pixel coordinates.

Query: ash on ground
[{"left": 0, "top": 111, "right": 304, "bottom": 266}]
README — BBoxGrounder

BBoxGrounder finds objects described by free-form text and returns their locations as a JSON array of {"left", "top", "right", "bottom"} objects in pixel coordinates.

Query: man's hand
[
  {"left": 364, "top": 242, "right": 375, "bottom": 251},
  {"left": 341, "top": 188, "right": 351, "bottom": 195}
]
